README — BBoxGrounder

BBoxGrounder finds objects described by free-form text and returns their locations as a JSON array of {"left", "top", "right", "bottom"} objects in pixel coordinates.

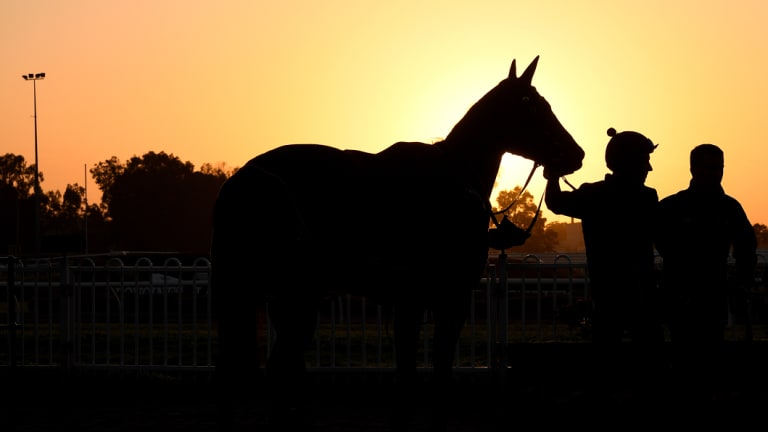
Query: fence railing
[{"left": 2, "top": 251, "right": 766, "bottom": 373}]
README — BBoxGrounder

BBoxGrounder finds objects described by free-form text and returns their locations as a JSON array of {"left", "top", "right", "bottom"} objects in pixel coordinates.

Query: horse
[{"left": 210, "top": 56, "right": 584, "bottom": 428}]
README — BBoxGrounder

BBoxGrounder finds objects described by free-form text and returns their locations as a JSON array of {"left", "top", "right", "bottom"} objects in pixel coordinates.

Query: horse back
[{"left": 212, "top": 142, "right": 489, "bottom": 300}]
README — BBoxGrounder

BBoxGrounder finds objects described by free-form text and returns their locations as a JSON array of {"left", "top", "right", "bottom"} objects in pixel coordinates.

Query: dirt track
[{"left": 5, "top": 342, "right": 768, "bottom": 431}]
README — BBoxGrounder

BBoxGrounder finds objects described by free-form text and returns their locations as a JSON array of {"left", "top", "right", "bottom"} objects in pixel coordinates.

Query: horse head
[{"left": 446, "top": 56, "right": 585, "bottom": 182}]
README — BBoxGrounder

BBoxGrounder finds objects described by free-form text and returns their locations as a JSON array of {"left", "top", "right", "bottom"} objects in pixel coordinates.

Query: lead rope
[
  {"left": 524, "top": 174, "right": 576, "bottom": 234},
  {"left": 525, "top": 192, "right": 545, "bottom": 235},
  {"left": 561, "top": 175, "right": 577, "bottom": 191}
]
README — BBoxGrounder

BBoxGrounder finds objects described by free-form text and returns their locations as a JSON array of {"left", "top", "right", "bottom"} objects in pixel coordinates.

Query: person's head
[
  {"left": 604, "top": 127, "right": 657, "bottom": 182},
  {"left": 690, "top": 143, "right": 724, "bottom": 187}
]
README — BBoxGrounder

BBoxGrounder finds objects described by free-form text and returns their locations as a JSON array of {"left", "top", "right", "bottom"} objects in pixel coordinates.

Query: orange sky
[{"left": 2, "top": 1, "right": 767, "bottom": 225}]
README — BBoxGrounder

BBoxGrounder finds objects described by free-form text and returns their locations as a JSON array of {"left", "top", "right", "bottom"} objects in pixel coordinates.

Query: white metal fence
[{"left": 2, "top": 251, "right": 766, "bottom": 373}]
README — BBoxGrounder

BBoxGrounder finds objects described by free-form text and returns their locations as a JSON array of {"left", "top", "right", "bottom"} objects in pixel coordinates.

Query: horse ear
[
  {"left": 519, "top": 55, "right": 540, "bottom": 84},
  {"left": 508, "top": 59, "right": 518, "bottom": 78}
]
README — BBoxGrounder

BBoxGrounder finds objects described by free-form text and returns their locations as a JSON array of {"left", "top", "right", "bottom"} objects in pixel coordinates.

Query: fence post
[
  {"left": 60, "top": 256, "right": 74, "bottom": 369},
  {"left": 493, "top": 250, "right": 509, "bottom": 382},
  {"left": 6, "top": 256, "right": 18, "bottom": 368}
]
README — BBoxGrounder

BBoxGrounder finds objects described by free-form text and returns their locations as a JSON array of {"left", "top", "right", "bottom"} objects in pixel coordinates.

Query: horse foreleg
[
  {"left": 432, "top": 305, "right": 468, "bottom": 382},
  {"left": 393, "top": 303, "right": 425, "bottom": 384},
  {"left": 429, "top": 299, "right": 469, "bottom": 432},
  {"left": 389, "top": 303, "right": 426, "bottom": 429}
]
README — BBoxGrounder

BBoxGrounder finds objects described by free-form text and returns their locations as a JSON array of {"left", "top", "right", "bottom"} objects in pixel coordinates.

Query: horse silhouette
[{"left": 211, "top": 56, "right": 584, "bottom": 428}]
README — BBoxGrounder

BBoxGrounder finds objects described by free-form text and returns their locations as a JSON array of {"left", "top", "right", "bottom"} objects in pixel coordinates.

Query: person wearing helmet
[
  {"left": 544, "top": 128, "right": 664, "bottom": 400},
  {"left": 546, "top": 127, "right": 662, "bottom": 344}
]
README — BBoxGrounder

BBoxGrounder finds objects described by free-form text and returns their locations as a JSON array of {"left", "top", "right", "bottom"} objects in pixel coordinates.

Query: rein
[
  {"left": 487, "top": 161, "right": 577, "bottom": 250},
  {"left": 489, "top": 161, "right": 578, "bottom": 229},
  {"left": 487, "top": 161, "right": 543, "bottom": 250},
  {"left": 489, "top": 161, "right": 542, "bottom": 231}
]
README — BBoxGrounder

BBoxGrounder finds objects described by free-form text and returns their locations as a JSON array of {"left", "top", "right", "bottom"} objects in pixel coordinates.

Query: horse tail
[{"left": 211, "top": 163, "right": 305, "bottom": 384}]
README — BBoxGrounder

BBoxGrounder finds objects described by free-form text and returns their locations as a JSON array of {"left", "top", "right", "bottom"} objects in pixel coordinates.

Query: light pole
[{"left": 22, "top": 72, "right": 45, "bottom": 255}]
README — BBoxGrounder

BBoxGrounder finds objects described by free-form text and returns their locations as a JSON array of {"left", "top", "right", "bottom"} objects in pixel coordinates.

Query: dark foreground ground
[{"left": 5, "top": 342, "right": 768, "bottom": 431}]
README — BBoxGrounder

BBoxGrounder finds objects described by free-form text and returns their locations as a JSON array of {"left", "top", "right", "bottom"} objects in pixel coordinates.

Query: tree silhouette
[
  {"left": 0, "top": 153, "right": 38, "bottom": 253},
  {"left": 0, "top": 153, "right": 36, "bottom": 196},
  {"left": 91, "top": 156, "right": 125, "bottom": 217},
  {"left": 91, "top": 151, "right": 230, "bottom": 253}
]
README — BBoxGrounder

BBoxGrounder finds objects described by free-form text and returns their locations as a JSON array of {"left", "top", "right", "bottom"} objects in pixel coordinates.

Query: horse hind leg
[
  {"left": 210, "top": 234, "right": 267, "bottom": 430},
  {"left": 263, "top": 297, "right": 319, "bottom": 426},
  {"left": 211, "top": 165, "right": 306, "bottom": 427},
  {"left": 212, "top": 296, "right": 266, "bottom": 430}
]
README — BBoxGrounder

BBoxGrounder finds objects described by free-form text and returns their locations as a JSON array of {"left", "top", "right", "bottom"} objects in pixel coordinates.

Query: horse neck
[{"left": 434, "top": 137, "right": 503, "bottom": 199}]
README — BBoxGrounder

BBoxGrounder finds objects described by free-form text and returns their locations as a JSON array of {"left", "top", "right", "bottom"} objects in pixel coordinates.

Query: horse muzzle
[{"left": 541, "top": 147, "right": 584, "bottom": 179}]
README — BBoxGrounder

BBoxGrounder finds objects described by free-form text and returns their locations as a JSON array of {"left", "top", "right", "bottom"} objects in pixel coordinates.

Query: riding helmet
[{"left": 604, "top": 127, "right": 657, "bottom": 171}]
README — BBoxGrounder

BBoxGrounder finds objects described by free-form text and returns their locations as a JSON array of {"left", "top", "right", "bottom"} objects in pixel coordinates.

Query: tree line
[
  {"left": 0, "top": 151, "right": 232, "bottom": 256},
  {"left": 1, "top": 151, "right": 766, "bottom": 258}
]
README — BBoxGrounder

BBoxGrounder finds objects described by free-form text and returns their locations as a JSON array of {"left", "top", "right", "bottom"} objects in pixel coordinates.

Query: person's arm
[
  {"left": 731, "top": 199, "right": 758, "bottom": 286},
  {"left": 728, "top": 199, "right": 758, "bottom": 341},
  {"left": 543, "top": 170, "right": 582, "bottom": 218}
]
